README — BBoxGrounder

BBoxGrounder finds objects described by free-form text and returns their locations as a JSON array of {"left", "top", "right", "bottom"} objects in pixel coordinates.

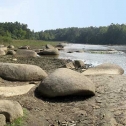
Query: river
[{"left": 59, "top": 44, "right": 126, "bottom": 73}]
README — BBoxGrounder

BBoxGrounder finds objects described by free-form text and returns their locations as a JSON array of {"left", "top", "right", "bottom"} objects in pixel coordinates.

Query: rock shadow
[{"left": 34, "top": 87, "right": 94, "bottom": 103}]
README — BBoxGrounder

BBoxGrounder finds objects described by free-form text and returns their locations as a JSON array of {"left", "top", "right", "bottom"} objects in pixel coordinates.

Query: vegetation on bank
[
  {"left": 0, "top": 39, "right": 60, "bottom": 49},
  {"left": 8, "top": 40, "right": 60, "bottom": 48},
  {"left": 6, "top": 108, "right": 28, "bottom": 126},
  {"left": 1, "top": 21, "right": 126, "bottom": 45}
]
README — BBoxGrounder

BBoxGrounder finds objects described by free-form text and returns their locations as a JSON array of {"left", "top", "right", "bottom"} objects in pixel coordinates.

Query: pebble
[
  {"left": 94, "top": 106, "right": 100, "bottom": 109},
  {"left": 12, "top": 58, "right": 17, "bottom": 61}
]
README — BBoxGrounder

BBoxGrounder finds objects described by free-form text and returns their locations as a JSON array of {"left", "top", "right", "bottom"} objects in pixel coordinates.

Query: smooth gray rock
[
  {"left": 38, "top": 68, "right": 95, "bottom": 97},
  {"left": 55, "top": 43, "right": 65, "bottom": 50},
  {"left": 38, "top": 48, "right": 59, "bottom": 55},
  {"left": 7, "top": 45, "right": 14, "bottom": 49},
  {"left": 6, "top": 50, "right": 16, "bottom": 55},
  {"left": 18, "top": 46, "right": 30, "bottom": 49},
  {"left": 0, "top": 63, "right": 47, "bottom": 81},
  {"left": 74, "top": 60, "right": 85, "bottom": 68},
  {"left": 46, "top": 44, "right": 54, "bottom": 49},
  {"left": 82, "top": 63, "right": 124, "bottom": 75},
  {"left": 14, "top": 49, "right": 37, "bottom": 57},
  {"left": 56, "top": 43, "right": 65, "bottom": 48}
]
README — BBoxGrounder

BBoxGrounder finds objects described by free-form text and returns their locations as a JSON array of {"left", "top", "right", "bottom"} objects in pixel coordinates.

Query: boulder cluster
[
  {"left": 0, "top": 61, "right": 124, "bottom": 125},
  {"left": 0, "top": 62, "right": 48, "bottom": 125},
  {"left": 0, "top": 43, "right": 125, "bottom": 125},
  {"left": 0, "top": 43, "right": 64, "bottom": 58}
]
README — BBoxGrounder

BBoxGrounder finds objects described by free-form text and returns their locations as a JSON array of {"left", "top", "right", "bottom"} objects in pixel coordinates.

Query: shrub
[{"left": 2, "top": 36, "right": 12, "bottom": 43}]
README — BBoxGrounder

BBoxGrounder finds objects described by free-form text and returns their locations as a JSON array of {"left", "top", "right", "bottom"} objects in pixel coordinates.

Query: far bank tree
[{"left": 1, "top": 22, "right": 126, "bottom": 45}]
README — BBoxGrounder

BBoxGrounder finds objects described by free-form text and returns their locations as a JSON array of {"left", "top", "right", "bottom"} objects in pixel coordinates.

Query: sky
[{"left": 0, "top": 0, "right": 126, "bottom": 32}]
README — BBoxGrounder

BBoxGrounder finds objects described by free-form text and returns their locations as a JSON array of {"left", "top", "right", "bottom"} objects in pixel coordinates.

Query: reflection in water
[{"left": 59, "top": 44, "right": 126, "bottom": 73}]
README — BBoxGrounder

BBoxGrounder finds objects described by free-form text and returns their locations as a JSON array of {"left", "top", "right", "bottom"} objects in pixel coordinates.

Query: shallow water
[{"left": 59, "top": 44, "right": 126, "bottom": 73}]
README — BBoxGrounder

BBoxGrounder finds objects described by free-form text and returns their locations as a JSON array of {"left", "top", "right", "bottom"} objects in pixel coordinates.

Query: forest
[{"left": 0, "top": 21, "right": 126, "bottom": 45}]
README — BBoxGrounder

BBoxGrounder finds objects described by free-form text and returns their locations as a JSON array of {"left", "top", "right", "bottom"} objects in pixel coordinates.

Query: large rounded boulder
[
  {"left": 38, "top": 48, "right": 59, "bottom": 55},
  {"left": 82, "top": 63, "right": 124, "bottom": 75},
  {"left": 14, "top": 49, "right": 37, "bottom": 57},
  {"left": 0, "top": 63, "right": 47, "bottom": 81},
  {"left": 0, "top": 100, "right": 23, "bottom": 122},
  {"left": 38, "top": 68, "right": 95, "bottom": 97}
]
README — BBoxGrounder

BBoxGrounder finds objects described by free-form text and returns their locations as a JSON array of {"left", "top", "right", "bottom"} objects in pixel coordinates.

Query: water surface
[{"left": 59, "top": 44, "right": 126, "bottom": 73}]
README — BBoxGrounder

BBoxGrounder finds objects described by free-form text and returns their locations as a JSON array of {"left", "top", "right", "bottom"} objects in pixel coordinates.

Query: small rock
[
  {"left": 38, "top": 48, "right": 59, "bottom": 55},
  {"left": 74, "top": 60, "right": 85, "bottom": 68},
  {"left": 75, "top": 50, "right": 84, "bottom": 53},
  {"left": 18, "top": 45, "right": 30, "bottom": 49},
  {"left": 6, "top": 50, "right": 16, "bottom": 55},
  {"left": 7, "top": 45, "right": 14, "bottom": 49},
  {"left": 46, "top": 44, "right": 55, "bottom": 49},
  {"left": 67, "top": 51, "right": 73, "bottom": 53},
  {"left": 56, "top": 43, "right": 65, "bottom": 48}
]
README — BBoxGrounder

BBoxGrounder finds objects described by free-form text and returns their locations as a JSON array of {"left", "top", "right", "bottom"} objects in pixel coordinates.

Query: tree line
[{"left": 1, "top": 21, "right": 126, "bottom": 45}]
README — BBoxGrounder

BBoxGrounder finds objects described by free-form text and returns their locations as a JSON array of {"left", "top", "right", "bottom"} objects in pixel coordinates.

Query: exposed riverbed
[{"left": 1, "top": 44, "right": 126, "bottom": 125}]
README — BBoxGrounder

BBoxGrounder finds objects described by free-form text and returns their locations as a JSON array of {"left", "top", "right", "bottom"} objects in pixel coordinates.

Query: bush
[
  {"left": 2, "top": 36, "right": 12, "bottom": 43},
  {"left": 6, "top": 108, "right": 28, "bottom": 126},
  {"left": 0, "top": 36, "right": 12, "bottom": 44}
]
